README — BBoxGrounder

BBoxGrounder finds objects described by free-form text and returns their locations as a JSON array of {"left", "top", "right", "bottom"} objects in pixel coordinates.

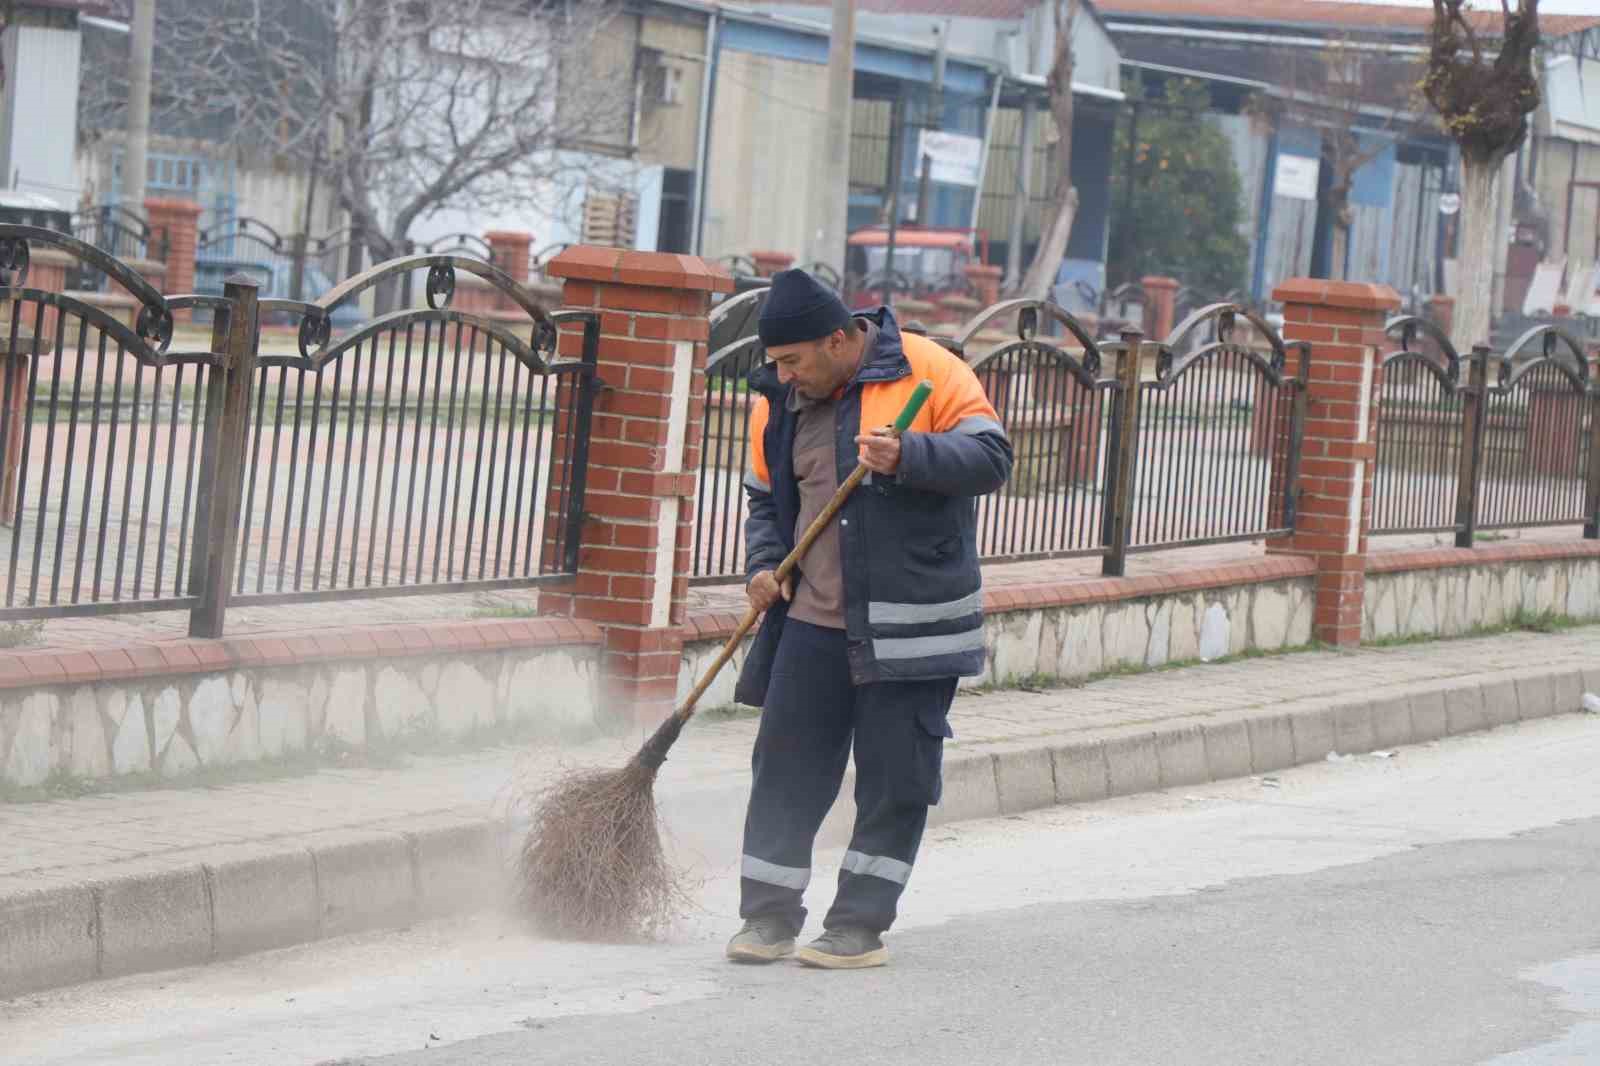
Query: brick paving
[{"left": 3, "top": 626, "right": 1596, "bottom": 888}]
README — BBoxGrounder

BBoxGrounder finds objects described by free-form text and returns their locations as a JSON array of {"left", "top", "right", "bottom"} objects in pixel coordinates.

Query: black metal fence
[
  {"left": 69, "top": 205, "right": 168, "bottom": 292},
  {"left": 689, "top": 290, "right": 1309, "bottom": 582},
  {"left": 0, "top": 225, "right": 597, "bottom": 634},
  {"left": 0, "top": 232, "right": 221, "bottom": 618},
  {"left": 1126, "top": 305, "right": 1306, "bottom": 553},
  {"left": 956, "top": 301, "right": 1112, "bottom": 563},
  {"left": 196, "top": 217, "right": 369, "bottom": 304},
  {"left": 693, "top": 289, "right": 767, "bottom": 580},
  {"left": 1373, "top": 317, "right": 1600, "bottom": 543}
]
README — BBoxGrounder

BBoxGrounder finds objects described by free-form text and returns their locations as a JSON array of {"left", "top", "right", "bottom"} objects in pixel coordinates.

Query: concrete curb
[{"left": 4, "top": 662, "right": 1597, "bottom": 999}]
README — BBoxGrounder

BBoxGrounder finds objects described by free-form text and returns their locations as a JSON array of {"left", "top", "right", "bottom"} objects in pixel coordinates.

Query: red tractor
[{"left": 843, "top": 227, "right": 990, "bottom": 310}]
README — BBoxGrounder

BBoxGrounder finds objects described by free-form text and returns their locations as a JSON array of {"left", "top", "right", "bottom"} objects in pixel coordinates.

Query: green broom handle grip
[
  {"left": 672, "top": 379, "right": 934, "bottom": 721},
  {"left": 892, "top": 379, "right": 934, "bottom": 433}
]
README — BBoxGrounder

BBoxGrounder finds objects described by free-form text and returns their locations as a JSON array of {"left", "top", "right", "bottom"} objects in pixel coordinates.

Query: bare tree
[
  {"left": 0, "top": 0, "right": 16, "bottom": 93},
  {"left": 1016, "top": 0, "right": 1078, "bottom": 301},
  {"left": 81, "top": 0, "right": 634, "bottom": 270},
  {"left": 1422, "top": 0, "right": 1541, "bottom": 349},
  {"left": 1260, "top": 34, "right": 1424, "bottom": 280}
]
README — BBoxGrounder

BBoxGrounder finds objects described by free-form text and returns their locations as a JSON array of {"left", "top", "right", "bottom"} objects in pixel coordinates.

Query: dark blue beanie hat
[{"left": 758, "top": 269, "right": 853, "bottom": 348}]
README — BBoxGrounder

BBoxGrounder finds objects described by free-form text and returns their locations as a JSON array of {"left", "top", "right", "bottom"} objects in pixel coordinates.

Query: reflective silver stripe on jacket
[
  {"left": 841, "top": 849, "right": 913, "bottom": 885},
  {"left": 867, "top": 590, "right": 984, "bottom": 626},
  {"left": 743, "top": 471, "right": 771, "bottom": 493},
  {"left": 871, "top": 628, "right": 988, "bottom": 661},
  {"left": 951, "top": 415, "right": 1007, "bottom": 438},
  {"left": 741, "top": 854, "right": 809, "bottom": 890}
]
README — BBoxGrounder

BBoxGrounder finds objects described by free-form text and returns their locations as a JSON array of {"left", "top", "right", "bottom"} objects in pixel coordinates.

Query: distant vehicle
[
  {"left": 193, "top": 256, "right": 366, "bottom": 329},
  {"left": 843, "top": 227, "right": 989, "bottom": 310},
  {"left": 0, "top": 190, "right": 71, "bottom": 233}
]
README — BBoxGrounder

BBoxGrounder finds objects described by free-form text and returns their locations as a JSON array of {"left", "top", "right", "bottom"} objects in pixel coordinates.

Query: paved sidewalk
[{"left": 3, "top": 628, "right": 1598, "bottom": 998}]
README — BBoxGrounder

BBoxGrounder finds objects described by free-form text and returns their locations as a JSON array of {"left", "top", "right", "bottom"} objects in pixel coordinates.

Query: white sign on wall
[
  {"left": 1273, "top": 154, "right": 1321, "bottom": 201},
  {"left": 917, "top": 130, "right": 984, "bottom": 187}
]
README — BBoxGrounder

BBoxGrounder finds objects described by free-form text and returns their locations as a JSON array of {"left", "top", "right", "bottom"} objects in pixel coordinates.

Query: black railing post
[
  {"left": 400, "top": 241, "right": 416, "bottom": 309},
  {"left": 562, "top": 314, "right": 601, "bottom": 574},
  {"left": 1100, "top": 329, "right": 1144, "bottom": 576},
  {"left": 1584, "top": 367, "right": 1600, "bottom": 540},
  {"left": 1282, "top": 340, "right": 1312, "bottom": 531},
  {"left": 188, "top": 274, "right": 260, "bottom": 638},
  {"left": 1453, "top": 344, "right": 1490, "bottom": 549},
  {"left": 289, "top": 231, "right": 309, "bottom": 302}
]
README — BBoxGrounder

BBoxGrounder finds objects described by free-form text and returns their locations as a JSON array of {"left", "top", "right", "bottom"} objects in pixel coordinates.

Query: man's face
[{"left": 767, "top": 329, "right": 851, "bottom": 400}]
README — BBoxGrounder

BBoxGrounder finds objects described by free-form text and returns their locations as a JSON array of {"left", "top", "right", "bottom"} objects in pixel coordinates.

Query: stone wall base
[
  {"left": 1364, "top": 547, "right": 1600, "bottom": 642},
  {"left": 2, "top": 636, "right": 599, "bottom": 790},
  {"left": 6, "top": 548, "right": 1597, "bottom": 790}
]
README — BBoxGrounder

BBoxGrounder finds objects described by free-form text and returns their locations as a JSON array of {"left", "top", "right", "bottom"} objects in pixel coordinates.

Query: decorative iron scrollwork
[
  {"left": 425, "top": 262, "right": 456, "bottom": 310},
  {"left": 299, "top": 308, "right": 332, "bottom": 360},
  {"left": 136, "top": 303, "right": 174, "bottom": 353},
  {"left": 533, "top": 318, "right": 558, "bottom": 357},
  {"left": 1017, "top": 305, "right": 1038, "bottom": 341},
  {"left": 0, "top": 237, "right": 28, "bottom": 288}
]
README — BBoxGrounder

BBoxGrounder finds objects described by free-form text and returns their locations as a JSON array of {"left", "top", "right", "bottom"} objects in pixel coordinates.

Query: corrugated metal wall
[{"left": 6, "top": 23, "right": 83, "bottom": 203}]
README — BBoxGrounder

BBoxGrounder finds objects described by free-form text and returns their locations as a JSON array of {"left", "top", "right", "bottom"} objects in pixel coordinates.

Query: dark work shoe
[
  {"left": 726, "top": 918, "right": 797, "bottom": 963},
  {"left": 795, "top": 927, "right": 888, "bottom": 969}
]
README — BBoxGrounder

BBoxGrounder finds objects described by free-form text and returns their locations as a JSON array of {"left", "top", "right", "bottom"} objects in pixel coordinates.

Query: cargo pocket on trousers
[{"left": 908, "top": 705, "right": 954, "bottom": 806}]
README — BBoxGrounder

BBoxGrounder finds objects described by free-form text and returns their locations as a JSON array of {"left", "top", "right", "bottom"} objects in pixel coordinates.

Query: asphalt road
[{"left": 7, "top": 714, "right": 1600, "bottom": 1066}]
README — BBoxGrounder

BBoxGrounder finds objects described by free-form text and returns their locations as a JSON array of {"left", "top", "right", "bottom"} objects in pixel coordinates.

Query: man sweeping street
[{"left": 727, "top": 269, "right": 1013, "bottom": 969}]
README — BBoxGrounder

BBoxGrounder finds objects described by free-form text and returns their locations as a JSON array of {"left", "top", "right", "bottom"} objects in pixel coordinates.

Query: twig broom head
[{"left": 518, "top": 712, "right": 688, "bottom": 941}]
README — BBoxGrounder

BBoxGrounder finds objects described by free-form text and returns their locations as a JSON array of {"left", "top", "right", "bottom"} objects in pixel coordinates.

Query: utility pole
[
  {"left": 1005, "top": 93, "right": 1036, "bottom": 287},
  {"left": 808, "top": 0, "right": 855, "bottom": 274},
  {"left": 914, "top": 24, "right": 948, "bottom": 228},
  {"left": 124, "top": 0, "right": 156, "bottom": 212},
  {"left": 883, "top": 92, "right": 904, "bottom": 309}
]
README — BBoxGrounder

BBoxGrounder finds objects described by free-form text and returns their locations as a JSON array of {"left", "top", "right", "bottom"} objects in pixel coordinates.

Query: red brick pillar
[
  {"left": 939, "top": 293, "right": 980, "bottom": 328},
  {"left": 1268, "top": 279, "right": 1401, "bottom": 647},
  {"left": 485, "top": 230, "right": 532, "bottom": 284},
  {"left": 0, "top": 354, "right": 24, "bottom": 527},
  {"left": 540, "top": 247, "right": 734, "bottom": 725},
  {"left": 965, "top": 264, "right": 1002, "bottom": 307},
  {"left": 144, "top": 198, "right": 200, "bottom": 319},
  {"left": 751, "top": 251, "right": 794, "bottom": 278},
  {"left": 1141, "top": 275, "right": 1179, "bottom": 341},
  {"left": 1530, "top": 388, "right": 1583, "bottom": 475},
  {"left": 485, "top": 231, "right": 533, "bottom": 313},
  {"left": 1426, "top": 294, "right": 1454, "bottom": 337}
]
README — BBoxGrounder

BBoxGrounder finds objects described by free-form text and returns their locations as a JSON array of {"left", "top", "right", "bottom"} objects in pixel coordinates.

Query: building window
[
  {"left": 657, "top": 168, "right": 693, "bottom": 253},
  {"left": 641, "top": 49, "right": 684, "bottom": 108}
]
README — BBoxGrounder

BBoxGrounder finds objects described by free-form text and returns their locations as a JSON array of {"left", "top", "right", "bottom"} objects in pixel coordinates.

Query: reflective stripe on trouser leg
[
  {"left": 739, "top": 619, "right": 854, "bottom": 934},
  {"left": 841, "top": 850, "right": 912, "bottom": 884},
  {"left": 741, "top": 855, "right": 810, "bottom": 890},
  {"left": 823, "top": 675, "right": 958, "bottom": 934}
]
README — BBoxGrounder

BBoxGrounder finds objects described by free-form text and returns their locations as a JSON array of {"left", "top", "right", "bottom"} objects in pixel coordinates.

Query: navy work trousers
[{"left": 739, "top": 618, "right": 958, "bottom": 935}]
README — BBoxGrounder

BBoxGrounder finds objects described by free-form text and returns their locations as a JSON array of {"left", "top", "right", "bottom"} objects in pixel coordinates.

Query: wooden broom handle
[{"left": 673, "top": 379, "right": 934, "bottom": 722}]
